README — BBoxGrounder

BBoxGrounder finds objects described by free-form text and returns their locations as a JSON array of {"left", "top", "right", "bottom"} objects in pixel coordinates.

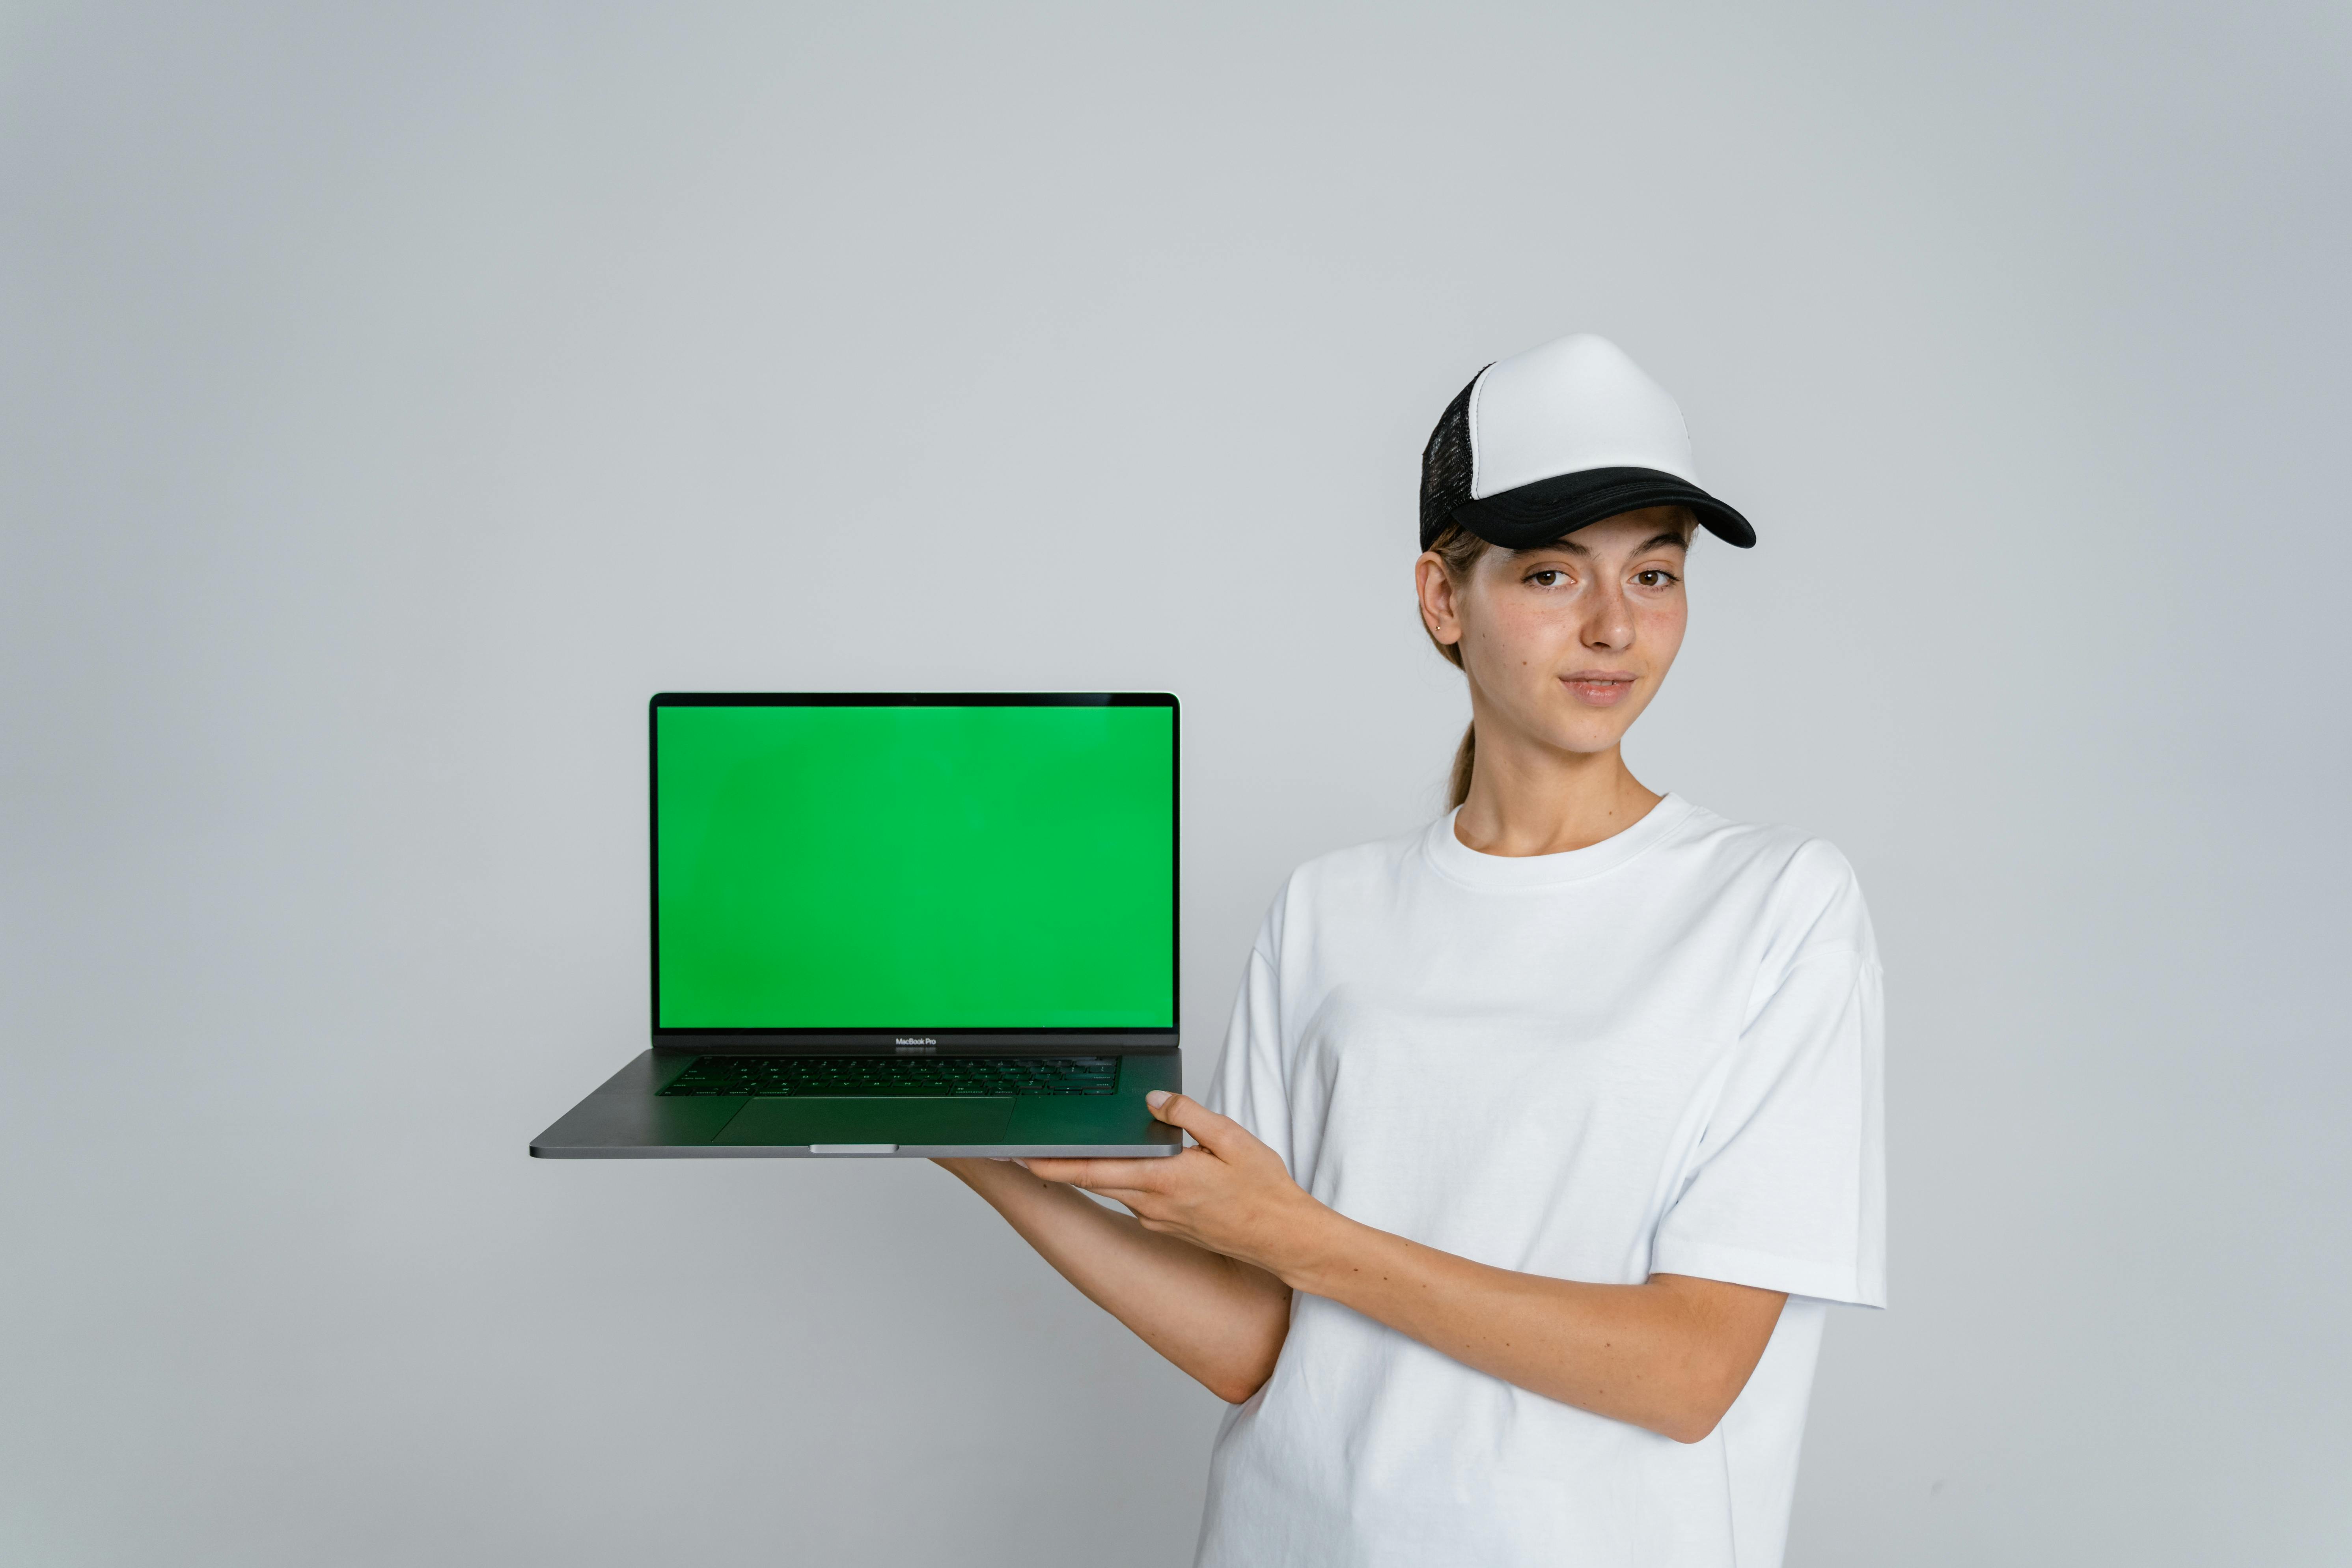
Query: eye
[
  {"left": 1526, "top": 568, "right": 1571, "bottom": 588},
  {"left": 1632, "top": 569, "right": 1681, "bottom": 588}
]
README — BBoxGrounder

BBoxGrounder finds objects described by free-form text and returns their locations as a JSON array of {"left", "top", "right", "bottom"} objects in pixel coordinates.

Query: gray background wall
[{"left": 4, "top": 3, "right": 2346, "bottom": 1563}]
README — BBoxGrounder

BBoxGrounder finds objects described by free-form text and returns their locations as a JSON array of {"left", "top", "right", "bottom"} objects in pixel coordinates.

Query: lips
[{"left": 1560, "top": 670, "right": 1638, "bottom": 706}]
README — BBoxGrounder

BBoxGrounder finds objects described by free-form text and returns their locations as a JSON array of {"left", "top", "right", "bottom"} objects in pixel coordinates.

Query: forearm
[
  {"left": 1005, "top": 1094, "right": 1781, "bottom": 1436},
  {"left": 938, "top": 1158, "right": 1292, "bottom": 1403},
  {"left": 1277, "top": 1210, "right": 1783, "bottom": 1443}
]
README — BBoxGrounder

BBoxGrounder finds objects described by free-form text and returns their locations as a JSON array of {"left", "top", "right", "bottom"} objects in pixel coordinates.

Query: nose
[{"left": 1581, "top": 579, "right": 1633, "bottom": 652}]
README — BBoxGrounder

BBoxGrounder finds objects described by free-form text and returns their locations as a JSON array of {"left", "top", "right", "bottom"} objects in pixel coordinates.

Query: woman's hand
[{"left": 1019, "top": 1093, "right": 1333, "bottom": 1283}]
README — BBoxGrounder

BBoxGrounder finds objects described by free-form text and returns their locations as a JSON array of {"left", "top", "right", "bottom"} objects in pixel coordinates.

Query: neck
[{"left": 1451, "top": 715, "right": 1664, "bottom": 858}]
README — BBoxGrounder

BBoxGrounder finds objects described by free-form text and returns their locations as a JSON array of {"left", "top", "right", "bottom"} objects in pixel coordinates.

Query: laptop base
[{"left": 529, "top": 1051, "right": 1185, "bottom": 1159}]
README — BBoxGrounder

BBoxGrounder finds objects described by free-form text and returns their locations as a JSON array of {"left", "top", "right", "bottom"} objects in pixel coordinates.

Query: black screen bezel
[{"left": 647, "top": 692, "right": 1180, "bottom": 1053}]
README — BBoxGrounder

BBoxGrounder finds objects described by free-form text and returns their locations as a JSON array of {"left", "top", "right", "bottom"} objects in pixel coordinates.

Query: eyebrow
[{"left": 1531, "top": 531, "right": 1691, "bottom": 558}]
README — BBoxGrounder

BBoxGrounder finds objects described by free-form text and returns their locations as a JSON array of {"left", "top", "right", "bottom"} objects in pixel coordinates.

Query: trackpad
[{"left": 713, "top": 1097, "right": 1014, "bottom": 1147}]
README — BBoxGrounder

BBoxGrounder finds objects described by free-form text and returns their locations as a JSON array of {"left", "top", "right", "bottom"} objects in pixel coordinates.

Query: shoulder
[
  {"left": 1250, "top": 822, "right": 1434, "bottom": 956},
  {"left": 1671, "top": 801, "right": 1859, "bottom": 892},
  {"left": 1667, "top": 800, "right": 1875, "bottom": 962},
  {"left": 1286, "top": 824, "right": 1429, "bottom": 895}
]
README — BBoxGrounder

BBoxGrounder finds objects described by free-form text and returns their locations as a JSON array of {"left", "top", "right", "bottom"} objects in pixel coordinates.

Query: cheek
[
  {"left": 1469, "top": 597, "right": 1570, "bottom": 668},
  {"left": 1640, "top": 601, "right": 1688, "bottom": 660}
]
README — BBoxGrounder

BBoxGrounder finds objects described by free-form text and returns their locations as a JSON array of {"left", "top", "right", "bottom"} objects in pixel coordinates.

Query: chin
[{"left": 1543, "top": 722, "right": 1635, "bottom": 756}]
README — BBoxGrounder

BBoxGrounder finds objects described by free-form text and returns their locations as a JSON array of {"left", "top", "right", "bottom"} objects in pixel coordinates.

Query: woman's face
[{"left": 1416, "top": 507, "right": 1691, "bottom": 758}]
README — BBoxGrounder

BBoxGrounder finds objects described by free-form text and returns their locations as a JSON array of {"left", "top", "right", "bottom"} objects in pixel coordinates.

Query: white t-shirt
[{"left": 1196, "top": 794, "right": 1886, "bottom": 1568}]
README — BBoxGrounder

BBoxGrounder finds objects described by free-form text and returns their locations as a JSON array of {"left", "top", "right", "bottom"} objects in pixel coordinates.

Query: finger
[
  {"left": 1019, "top": 1156, "right": 1170, "bottom": 1190},
  {"left": 1075, "top": 1187, "right": 1158, "bottom": 1209},
  {"left": 1142, "top": 1091, "right": 1256, "bottom": 1156}
]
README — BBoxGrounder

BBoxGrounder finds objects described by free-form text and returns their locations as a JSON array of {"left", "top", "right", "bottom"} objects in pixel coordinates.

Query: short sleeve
[
  {"left": 1649, "top": 864, "right": 1888, "bottom": 1309},
  {"left": 1202, "top": 919, "right": 1295, "bottom": 1174}
]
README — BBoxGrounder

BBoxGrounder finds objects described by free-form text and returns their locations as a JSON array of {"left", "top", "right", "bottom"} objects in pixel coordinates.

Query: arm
[
  {"left": 1271, "top": 1222, "right": 1781, "bottom": 1443},
  {"left": 934, "top": 1156, "right": 1293, "bottom": 1404},
  {"left": 1024, "top": 1094, "right": 1787, "bottom": 1443}
]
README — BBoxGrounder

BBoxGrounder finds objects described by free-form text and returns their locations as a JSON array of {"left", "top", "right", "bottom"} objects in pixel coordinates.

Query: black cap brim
[{"left": 1434, "top": 466, "right": 1756, "bottom": 552}]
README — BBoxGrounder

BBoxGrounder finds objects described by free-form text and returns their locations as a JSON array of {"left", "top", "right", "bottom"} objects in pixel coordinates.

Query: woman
[{"left": 939, "top": 334, "right": 1886, "bottom": 1568}]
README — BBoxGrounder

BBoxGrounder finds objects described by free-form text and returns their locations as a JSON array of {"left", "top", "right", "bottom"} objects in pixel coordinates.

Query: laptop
[{"left": 530, "top": 692, "right": 1185, "bottom": 1159}]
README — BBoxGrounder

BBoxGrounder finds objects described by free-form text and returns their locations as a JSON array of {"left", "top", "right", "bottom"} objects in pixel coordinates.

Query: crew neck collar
[{"left": 1421, "top": 792, "right": 1695, "bottom": 889}]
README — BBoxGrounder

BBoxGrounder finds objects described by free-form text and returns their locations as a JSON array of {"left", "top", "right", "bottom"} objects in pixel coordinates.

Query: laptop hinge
[{"left": 651, "top": 1033, "right": 1179, "bottom": 1056}]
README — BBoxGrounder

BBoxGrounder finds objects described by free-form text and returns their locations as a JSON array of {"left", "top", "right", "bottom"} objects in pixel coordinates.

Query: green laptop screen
[{"left": 654, "top": 701, "right": 1176, "bottom": 1029}]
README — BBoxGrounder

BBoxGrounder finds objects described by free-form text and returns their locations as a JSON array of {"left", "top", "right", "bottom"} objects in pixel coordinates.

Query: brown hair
[{"left": 1419, "top": 510, "right": 1697, "bottom": 811}]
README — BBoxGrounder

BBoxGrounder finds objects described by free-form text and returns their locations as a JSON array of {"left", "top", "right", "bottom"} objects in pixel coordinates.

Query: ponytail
[
  {"left": 1448, "top": 722, "right": 1476, "bottom": 811},
  {"left": 1421, "top": 522, "right": 1493, "bottom": 813}
]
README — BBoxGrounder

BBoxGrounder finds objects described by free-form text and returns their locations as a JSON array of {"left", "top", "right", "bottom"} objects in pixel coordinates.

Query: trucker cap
[{"left": 1418, "top": 333, "right": 1755, "bottom": 552}]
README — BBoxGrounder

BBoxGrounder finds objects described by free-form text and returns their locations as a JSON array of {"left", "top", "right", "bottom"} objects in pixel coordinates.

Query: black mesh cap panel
[{"left": 1418, "top": 371, "right": 1485, "bottom": 550}]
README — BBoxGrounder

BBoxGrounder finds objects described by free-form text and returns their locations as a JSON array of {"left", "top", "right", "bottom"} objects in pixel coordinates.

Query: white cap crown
[{"left": 1468, "top": 334, "right": 1700, "bottom": 498}]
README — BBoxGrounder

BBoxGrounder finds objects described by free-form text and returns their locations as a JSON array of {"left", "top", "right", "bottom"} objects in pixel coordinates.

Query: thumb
[{"left": 1145, "top": 1091, "right": 1252, "bottom": 1156}]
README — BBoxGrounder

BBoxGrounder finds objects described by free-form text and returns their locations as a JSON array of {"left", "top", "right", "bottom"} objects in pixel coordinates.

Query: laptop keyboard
[{"left": 657, "top": 1055, "right": 1120, "bottom": 1098}]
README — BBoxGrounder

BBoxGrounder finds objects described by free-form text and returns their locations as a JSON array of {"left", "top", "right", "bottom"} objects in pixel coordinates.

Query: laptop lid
[{"left": 649, "top": 693, "right": 1179, "bottom": 1051}]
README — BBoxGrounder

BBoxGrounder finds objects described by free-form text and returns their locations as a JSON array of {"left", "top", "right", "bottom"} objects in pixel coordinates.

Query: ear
[{"left": 1416, "top": 551, "right": 1465, "bottom": 648}]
